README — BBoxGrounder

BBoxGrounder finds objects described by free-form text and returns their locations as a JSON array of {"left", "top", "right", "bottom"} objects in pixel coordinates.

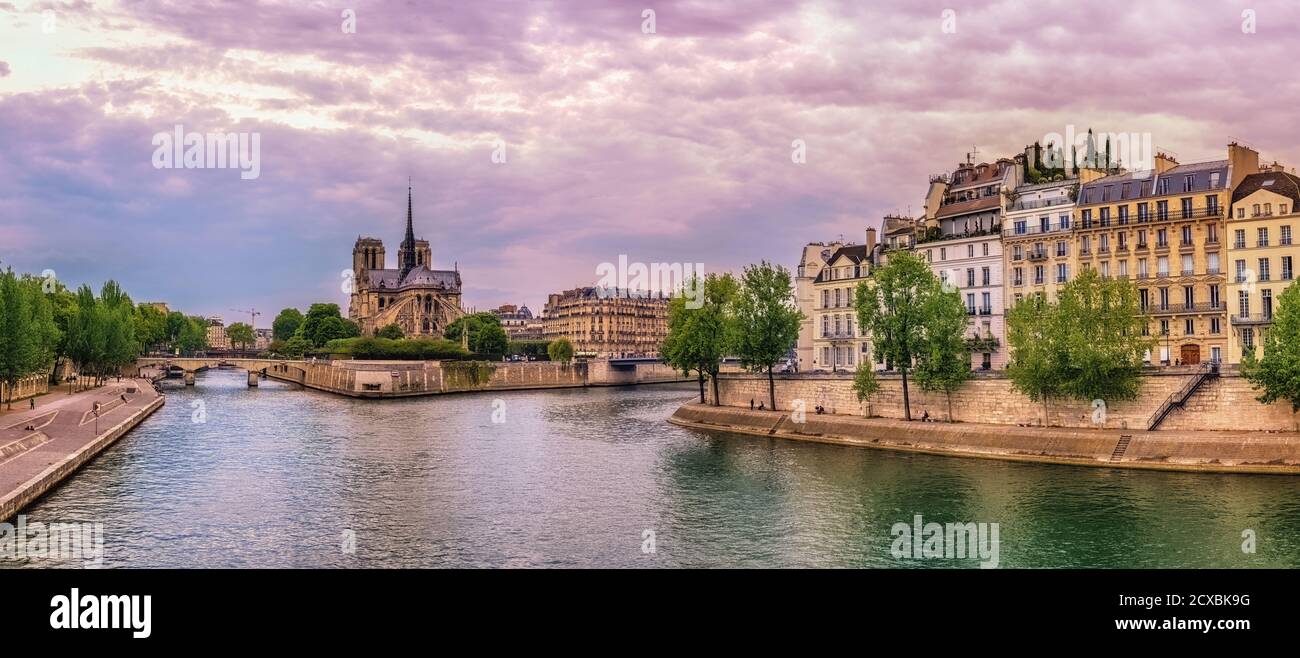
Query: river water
[{"left": 8, "top": 368, "right": 1300, "bottom": 568}]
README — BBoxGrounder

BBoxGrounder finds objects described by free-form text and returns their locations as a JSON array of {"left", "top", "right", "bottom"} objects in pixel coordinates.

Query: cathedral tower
[{"left": 398, "top": 182, "right": 418, "bottom": 279}]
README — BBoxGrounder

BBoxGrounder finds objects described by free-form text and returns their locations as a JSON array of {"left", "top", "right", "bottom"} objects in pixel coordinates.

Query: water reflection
[{"left": 6, "top": 368, "right": 1299, "bottom": 568}]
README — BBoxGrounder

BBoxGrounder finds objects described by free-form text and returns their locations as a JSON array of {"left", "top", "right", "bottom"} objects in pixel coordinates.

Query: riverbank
[
  {"left": 669, "top": 403, "right": 1300, "bottom": 474},
  {"left": 0, "top": 379, "right": 164, "bottom": 522}
]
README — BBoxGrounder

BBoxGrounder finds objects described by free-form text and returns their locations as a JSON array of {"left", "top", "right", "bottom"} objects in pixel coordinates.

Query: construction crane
[{"left": 230, "top": 308, "right": 262, "bottom": 329}]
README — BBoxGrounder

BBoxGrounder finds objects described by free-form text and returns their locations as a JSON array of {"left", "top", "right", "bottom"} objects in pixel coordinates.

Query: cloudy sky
[{"left": 2, "top": 0, "right": 1299, "bottom": 321}]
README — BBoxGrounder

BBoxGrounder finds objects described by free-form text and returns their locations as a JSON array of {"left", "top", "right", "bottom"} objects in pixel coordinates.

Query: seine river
[{"left": 10, "top": 368, "right": 1300, "bottom": 568}]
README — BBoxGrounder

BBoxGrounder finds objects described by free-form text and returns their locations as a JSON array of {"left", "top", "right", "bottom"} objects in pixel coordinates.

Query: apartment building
[
  {"left": 1070, "top": 144, "right": 1259, "bottom": 365},
  {"left": 541, "top": 287, "right": 669, "bottom": 357},
  {"left": 919, "top": 157, "right": 1020, "bottom": 369},
  {"left": 1004, "top": 178, "right": 1081, "bottom": 305},
  {"left": 1227, "top": 168, "right": 1300, "bottom": 362},
  {"left": 794, "top": 240, "right": 844, "bottom": 371}
]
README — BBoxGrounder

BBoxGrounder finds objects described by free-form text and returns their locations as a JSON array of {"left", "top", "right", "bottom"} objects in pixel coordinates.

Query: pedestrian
[
  {"left": 758, "top": 401, "right": 765, "bottom": 411},
  {"left": 30, "top": 398, "right": 35, "bottom": 410},
  {"left": 750, "top": 398, "right": 754, "bottom": 410}
]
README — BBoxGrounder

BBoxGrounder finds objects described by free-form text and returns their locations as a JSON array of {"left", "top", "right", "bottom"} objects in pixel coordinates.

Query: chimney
[
  {"left": 1228, "top": 142, "right": 1259, "bottom": 188},
  {"left": 1154, "top": 152, "right": 1178, "bottom": 174},
  {"left": 1264, "top": 160, "right": 1285, "bottom": 173},
  {"left": 865, "top": 227, "right": 877, "bottom": 249}
]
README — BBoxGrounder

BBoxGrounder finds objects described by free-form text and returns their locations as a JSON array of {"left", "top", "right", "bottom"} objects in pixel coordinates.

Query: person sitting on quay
[{"left": 757, "top": 401, "right": 765, "bottom": 411}]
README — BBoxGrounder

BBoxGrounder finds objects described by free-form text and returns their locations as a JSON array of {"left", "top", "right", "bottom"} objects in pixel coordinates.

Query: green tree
[
  {"left": 1005, "top": 293, "right": 1066, "bottom": 425},
  {"left": 133, "top": 304, "right": 167, "bottom": 354},
  {"left": 855, "top": 251, "right": 938, "bottom": 421},
  {"left": 164, "top": 311, "right": 189, "bottom": 349},
  {"left": 376, "top": 323, "right": 405, "bottom": 340},
  {"left": 280, "top": 335, "right": 311, "bottom": 358},
  {"left": 1241, "top": 283, "right": 1300, "bottom": 411},
  {"left": 851, "top": 364, "right": 879, "bottom": 413},
  {"left": 272, "top": 307, "right": 304, "bottom": 342},
  {"left": 297, "top": 303, "right": 358, "bottom": 347},
  {"left": 444, "top": 312, "right": 502, "bottom": 350},
  {"left": 911, "top": 284, "right": 972, "bottom": 421},
  {"left": 547, "top": 337, "right": 575, "bottom": 364},
  {"left": 475, "top": 323, "right": 509, "bottom": 356},
  {"left": 1055, "top": 268, "right": 1151, "bottom": 403},
  {"left": 0, "top": 270, "right": 46, "bottom": 408},
  {"left": 176, "top": 316, "right": 209, "bottom": 355},
  {"left": 730, "top": 262, "right": 802, "bottom": 411},
  {"left": 226, "top": 322, "right": 255, "bottom": 350},
  {"left": 661, "top": 273, "right": 738, "bottom": 405},
  {"left": 98, "top": 281, "right": 137, "bottom": 378}
]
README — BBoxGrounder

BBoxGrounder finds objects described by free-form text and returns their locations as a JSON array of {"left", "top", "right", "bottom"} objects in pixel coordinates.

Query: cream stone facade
[
  {"left": 348, "top": 186, "right": 464, "bottom": 337},
  {"left": 1227, "top": 168, "right": 1300, "bottom": 363},
  {"left": 920, "top": 157, "right": 1021, "bottom": 370},
  {"left": 541, "top": 287, "right": 669, "bottom": 357},
  {"left": 1069, "top": 144, "right": 1259, "bottom": 366},
  {"left": 794, "top": 240, "right": 844, "bottom": 371},
  {"left": 1003, "top": 178, "right": 1080, "bottom": 305}
]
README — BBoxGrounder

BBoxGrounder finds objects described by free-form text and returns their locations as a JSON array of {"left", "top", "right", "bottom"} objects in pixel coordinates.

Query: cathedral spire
[{"left": 399, "top": 179, "right": 417, "bottom": 279}]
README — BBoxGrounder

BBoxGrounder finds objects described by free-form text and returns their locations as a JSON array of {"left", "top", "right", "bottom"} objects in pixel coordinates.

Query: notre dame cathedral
[{"left": 348, "top": 186, "right": 464, "bottom": 337}]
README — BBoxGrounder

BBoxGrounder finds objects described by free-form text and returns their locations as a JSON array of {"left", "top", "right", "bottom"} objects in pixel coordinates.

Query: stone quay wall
[
  {"left": 262, "top": 359, "right": 685, "bottom": 398},
  {"left": 708, "top": 369, "right": 1300, "bottom": 433},
  {"left": 0, "top": 374, "right": 49, "bottom": 405}
]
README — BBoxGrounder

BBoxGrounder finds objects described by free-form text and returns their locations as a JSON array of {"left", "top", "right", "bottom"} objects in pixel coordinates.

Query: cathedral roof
[{"left": 367, "top": 266, "right": 461, "bottom": 292}]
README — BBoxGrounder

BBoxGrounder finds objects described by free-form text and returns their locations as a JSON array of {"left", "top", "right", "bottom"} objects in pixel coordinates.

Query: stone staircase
[
  {"left": 1146, "top": 362, "right": 1219, "bottom": 431},
  {"left": 1109, "top": 434, "right": 1133, "bottom": 462}
]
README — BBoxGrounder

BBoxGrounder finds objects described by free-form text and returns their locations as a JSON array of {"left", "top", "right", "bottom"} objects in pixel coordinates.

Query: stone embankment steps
[
  {"left": 669, "top": 403, "right": 1300, "bottom": 475},
  {"left": 1147, "top": 362, "right": 1220, "bottom": 431},
  {"left": 1109, "top": 435, "right": 1133, "bottom": 462}
]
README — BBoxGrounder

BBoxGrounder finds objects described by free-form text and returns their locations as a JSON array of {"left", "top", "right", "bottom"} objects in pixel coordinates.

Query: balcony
[
  {"left": 1135, "top": 243, "right": 1150, "bottom": 253},
  {"left": 1206, "top": 267, "right": 1221, "bottom": 275},
  {"left": 1144, "top": 302, "right": 1227, "bottom": 315},
  {"left": 966, "top": 307, "right": 977, "bottom": 316},
  {"left": 1154, "top": 243, "right": 1171, "bottom": 254},
  {"left": 978, "top": 307, "right": 993, "bottom": 315},
  {"left": 1179, "top": 242, "right": 1196, "bottom": 254},
  {"left": 1231, "top": 313, "right": 1273, "bottom": 326},
  {"left": 1205, "top": 238, "right": 1220, "bottom": 246},
  {"left": 1028, "top": 251, "right": 1048, "bottom": 261},
  {"left": 1180, "top": 269, "right": 1195, "bottom": 276},
  {"left": 1003, "top": 221, "right": 1071, "bottom": 237}
]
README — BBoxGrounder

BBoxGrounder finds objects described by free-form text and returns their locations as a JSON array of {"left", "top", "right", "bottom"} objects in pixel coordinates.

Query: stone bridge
[{"left": 135, "top": 357, "right": 308, "bottom": 386}]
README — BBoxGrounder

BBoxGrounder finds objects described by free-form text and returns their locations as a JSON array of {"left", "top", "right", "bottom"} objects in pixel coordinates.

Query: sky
[{"left": 2, "top": 0, "right": 1300, "bottom": 323}]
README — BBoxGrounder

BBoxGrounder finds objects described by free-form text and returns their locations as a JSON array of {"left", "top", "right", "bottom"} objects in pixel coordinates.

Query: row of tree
[
  {"left": 0, "top": 268, "right": 216, "bottom": 408},
  {"left": 661, "top": 263, "right": 803, "bottom": 409},
  {"left": 659, "top": 251, "right": 1172, "bottom": 424}
]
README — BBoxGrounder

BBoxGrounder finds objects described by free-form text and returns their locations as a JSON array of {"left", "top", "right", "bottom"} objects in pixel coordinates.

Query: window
[
  {"left": 1242, "top": 327, "right": 1255, "bottom": 352},
  {"left": 833, "top": 288, "right": 841, "bottom": 307},
  {"left": 1234, "top": 229, "right": 1246, "bottom": 249},
  {"left": 940, "top": 248, "right": 946, "bottom": 260},
  {"left": 967, "top": 268, "right": 975, "bottom": 287},
  {"left": 1158, "top": 256, "right": 1169, "bottom": 276},
  {"left": 1057, "top": 263, "right": 1068, "bottom": 283},
  {"left": 1118, "top": 260, "right": 1129, "bottom": 277},
  {"left": 1034, "top": 265, "right": 1045, "bottom": 285},
  {"left": 1239, "top": 290, "right": 1250, "bottom": 318},
  {"left": 1207, "top": 223, "right": 1218, "bottom": 243},
  {"left": 1157, "top": 200, "right": 1168, "bottom": 220},
  {"left": 1182, "top": 175, "right": 1193, "bottom": 192},
  {"left": 1208, "top": 253, "right": 1220, "bottom": 274},
  {"left": 1184, "top": 285, "right": 1194, "bottom": 307},
  {"left": 1210, "top": 284, "right": 1220, "bottom": 308},
  {"left": 1013, "top": 267, "right": 1024, "bottom": 286},
  {"left": 1060, "top": 213, "right": 1070, "bottom": 229},
  {"left": 1185, "top": 319, "right": 1195, "bottom": 336},
  {"left": 1181, "top": 197, "right": 1193, "bottom": 218},
  {"left": 981, "top": 292, "right": 991, "bottom": 313},
  {"left": 1263, "top": 289, "right": 1274, "bottom": 319},
  {"left": 1081, "top": 236, "right": 1091, "bottom": 254},
  {"left": 1138, "top": 258, "right": 1149, "bottom": 278},
  {"left": 1237, "top": 207, "right": 1245, "bottom": 218},
  {"left": 821, "top": 315, "right": 829, "bottom": 337},
  {"left": 1138, "top": 229, "right": 1148, "bottom": 246},
  {"left": 1157, "top": 229, "right": 1168, "bottom": 247},
  {"left": 1137, "top": 202, "right": 1149, "bottom": 222},
  {"left": 1181, "top": 254, "right": 1193, "bottom": 275},
  {"left": 1259, "top": 258, "right": 1271, "bottom": 281},
  {"left": 1056, "top": 241, "right": 1067, "bottom": 257},
  {"left": 1013, "top": 245, "right": 1024, "bottom": 260},
  {"left": 1210, "top": 317, "right": 1220, "bottom": 335},
  {"left": 1139, "top": 288, "right": 1149, "bottom": 310},
  {"left": 983, "top": 242, "right": 989, "bottom": 256},
  {"left": 1159, "top": 287, "right": 1169, "bottom": 310},
  {"left": 1100, "top": 261, "right": 1109, "bottom": 278},
  {"left": 966, "top": 293, "right": 975, "bottom": 313},
  {"left": 1283, "top": 225, "right": 1293, "bottom": 245},
  {"left": 1100, "top": 207, "right": 1111, "bottom": 226},
  {"left": 968, "top": 244, "right": 974, "bottom": 258},
  {"left": 1181, "top": 225, "right": 1193, "bottom": 245},
  {"left": 982, "top": 267, "right": 990, "bottom": 286},
  {"left": 1117, "top": 205, "right": 1129, "bottom": 224},
  {"left": 1283, "top": 256, "right": 1293, "bottom": 281},
  {"left": 1258, "top": 227, "right": 1270, "bottom": 247},
  {"left": 1206, "top": 195, "right": 1219, "bottom": 215},
  {"left": 1235, "top": 259, "right": 1247, "bottom": 282}
]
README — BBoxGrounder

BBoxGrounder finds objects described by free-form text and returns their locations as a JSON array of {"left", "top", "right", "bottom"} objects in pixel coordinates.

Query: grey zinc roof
[
  {"left": 1078, "top": 160, "right": 1229, "bottom": 205},
  {"left": 368, "top": 266, "right": 461, "bottom": 291}
]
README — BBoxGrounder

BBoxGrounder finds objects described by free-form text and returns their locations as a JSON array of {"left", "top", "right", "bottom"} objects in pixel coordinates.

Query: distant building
[
  {"left": 206, "top": 317, "right": 230, "bottom": 350},
  {"left": 491, "top": 304, "right": 542, "bottom": 340},
  {"left": 139, "top": 302, "right": 169, "bottom": 314},
  {"left": 542, "top": 287, "right": 669, "bottom": 357},
  {"left": 254, "top": 328, "right": 273, "bottom": 350}
]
